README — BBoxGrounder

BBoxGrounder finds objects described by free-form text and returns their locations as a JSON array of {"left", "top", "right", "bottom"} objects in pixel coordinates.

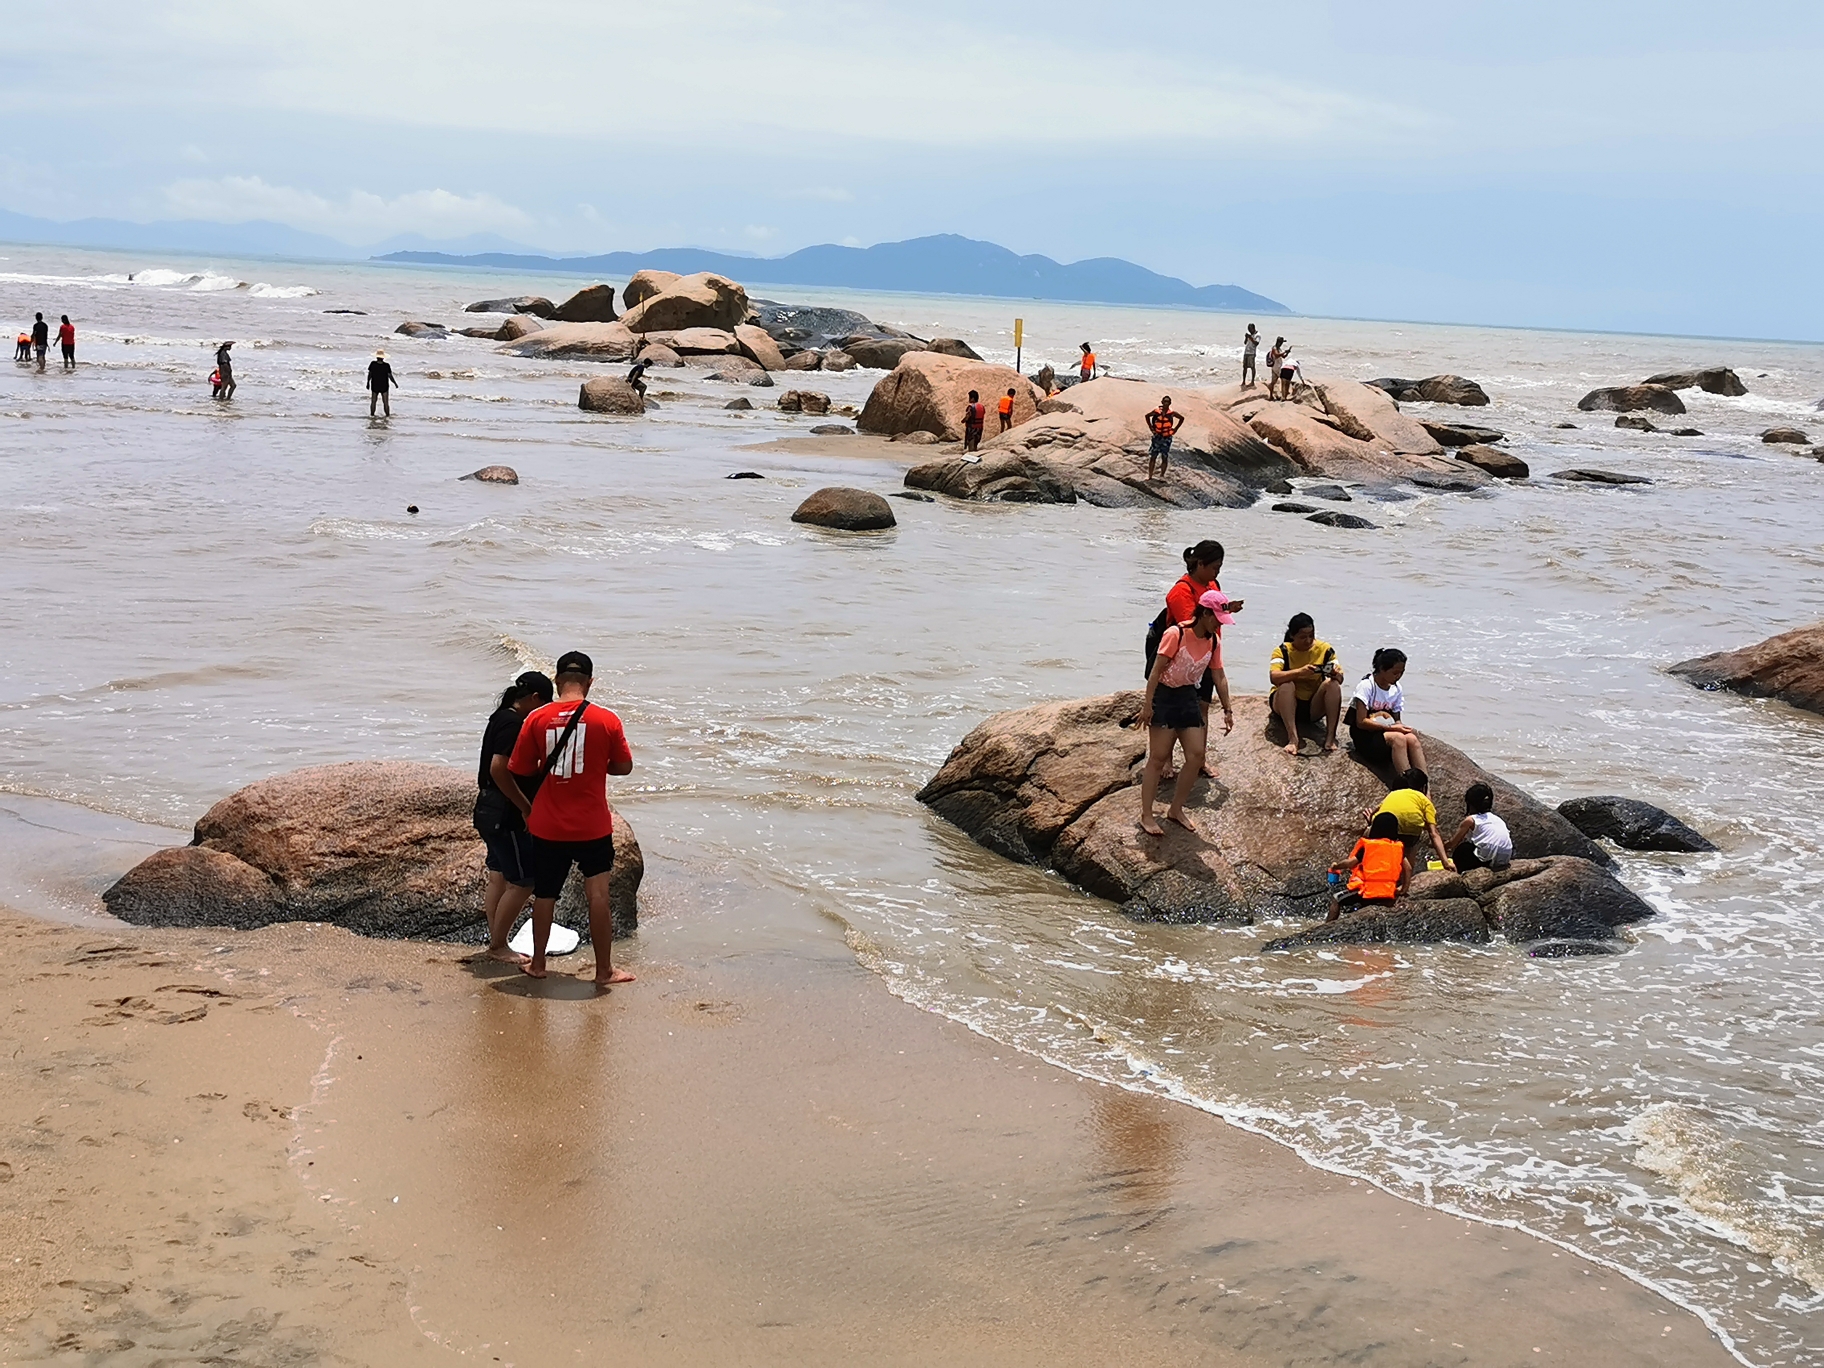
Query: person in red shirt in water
[
  {"left": 504, "top": 649, "right": 637, "bottom": 987},
  {"left": 962, "top": 390, "right": 986, "bottom": 453}
]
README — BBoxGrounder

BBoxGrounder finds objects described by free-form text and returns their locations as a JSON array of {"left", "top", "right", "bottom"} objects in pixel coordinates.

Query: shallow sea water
[{"left": 2, "top": 243, "right": 1823, "bottom": 1364}]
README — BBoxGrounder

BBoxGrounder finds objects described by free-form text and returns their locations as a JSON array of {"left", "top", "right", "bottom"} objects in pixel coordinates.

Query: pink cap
[{"left": 1198, "top": 589, "right": 1236, "bottom": 624}]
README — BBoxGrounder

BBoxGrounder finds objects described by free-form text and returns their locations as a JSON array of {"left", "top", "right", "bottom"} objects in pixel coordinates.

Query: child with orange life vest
[
  {"left": 1328, "top": 811, "right": 1412, "bottom": 920},
  {"left": 1079, "top": 342, "right": 1096, "bottom": 382},
  {"left": 14, "top": 332, "right": 29, "bottom": 362},
  {"left": 998, "top": 387, "right": 1016, "bottom": 432},
  {"left": 962, "top": 389, "right": 986, "bottom": 453},
  {"left": 1146, "top": 395, "right": 1185, "bottom": 480}
]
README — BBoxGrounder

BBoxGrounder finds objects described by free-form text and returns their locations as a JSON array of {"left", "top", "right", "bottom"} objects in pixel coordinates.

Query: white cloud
[{"left": 159, "top": 176, "right": 536, "bottom": 243}]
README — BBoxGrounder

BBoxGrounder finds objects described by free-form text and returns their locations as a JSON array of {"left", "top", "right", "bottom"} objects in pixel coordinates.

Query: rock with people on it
[
  {"left": 1551, "top": 468, "right": 1652, "bottom": 485},
  {"left": 1670, "top": 622, "right": 1824, "bottom": 717},
  {"left": 553, "top": 284, "right": 618, "bottom": 323},
  {"left": 395, "top": 321, "right": 448, "bottom": 338},
  {"left": 102, "top": 762, "right": 642, "bottom": 942},
  {"left": 578, "top": 376, "right": 647, "bottom": 414},
  {"left": 916, "top": 692, "right": 1648, "bottom": 948},
  {"left": 499, "top": 321, "right": 637, "bottom": 360},
  {"left": 1455, "top": 444, "right": 1529, "bottom": 479},
  {"left": 928, "top": 338, "right": 983, "bottom": 360},
  {"left": 1421, "top": 420, "right": 1505, "bottom": 447},
  {"left": 465, "top": 295, "right": 557, "bottom": 318},
  {"left": 1576, "top": 385, "right": 1686, "bottom": 415},
  {"left": 790, "top": 487, "right": 896, "bottom": 531},
  {"left": 860, "top": 352, "right": 1041, "bottom": 441},
  {"left": 494, "top": 315, "right": 547, "bottom": 341},
  {"left": 1556, "top": 796, "right": 1715, "bottom": 852},
  {"left": 1643, "top": 366, "right": 1747, "bottom": 396},
  {"left": 1761, "top": 426, "right": 1810, "bottom": 444},
  {"left": 777, "top": 390, "right": 832, "bottom": 415},
  {"left": 1367, "top": 375, "right": 1491, "bottom": 406},
  {"left": 620, "top": 272, "right": 750, "bottom": 334},
  {"left": 461, "top": 465, "right": 519, "bottom": 484}
]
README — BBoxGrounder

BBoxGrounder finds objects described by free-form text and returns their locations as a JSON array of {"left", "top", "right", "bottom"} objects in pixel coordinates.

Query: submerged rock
[
  {"left": 791, "top": 487, "right": 895, "bottom": 530},
  {"left": 1304, "top": 483, "right": 1352, "bottom": 501},
  {"left": 1557, "top": 796, "right": 1716, "bottom": 852},
  {"left": 1577, "top": 385, "right": 1686, "bottom": 415},
  {"left": 460, "top": 465, "right": 519, "bottom": 484},
  {"left": 102, "top": 762, "right": 641, "bottom": 941},
  {"left": 1670, "top": 623, "right": 1824, "bottom": 716},
  {"left": 1421, "top": 420, "right": 1505, "bottom": 446},
  {"left": 466, "top": 296, "right": 555, "bottom": 318},
  {"left": 1455, "top": 444, "right": 1529, "bottom": 479},
  {"left": 394, "top": 321, "right": 448, "bottom": 338},
  {"left": 1615, "top": 414, "right": 1658, "bottom": 432},
  {"left": 917, "top": 692, "right": 1614, "bottom": 939},
  {"left": 1551, "top": 468, "right": 1652, "bottom": 485},
  {"left": 1271, "top": 501, "right": 1317, "bottom": 514},
  {"left": 1306, "top": 510, "right": 1377, "bottom": 529},
  {"left": 1643, "top": 367, "right": 1746, "bottom": 396}
]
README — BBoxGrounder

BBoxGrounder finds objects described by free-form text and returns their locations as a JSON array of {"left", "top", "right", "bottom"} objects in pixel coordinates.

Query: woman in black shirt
[{"left": 475, "top": 670, "right": 554, "bottom": 961}]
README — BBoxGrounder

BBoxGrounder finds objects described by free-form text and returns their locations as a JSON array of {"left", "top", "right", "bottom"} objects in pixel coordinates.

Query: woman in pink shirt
[{"left": 1137, "top": 590, "right": 1234, "bottom": 836}]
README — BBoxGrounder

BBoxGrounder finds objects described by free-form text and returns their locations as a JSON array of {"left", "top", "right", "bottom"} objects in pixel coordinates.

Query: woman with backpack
[
  {"left": 1146, "top": 540, "right": 1243, "bottom": 780},
  {"left": 472, "top": 670, "right": 555, "bottom": 963}
]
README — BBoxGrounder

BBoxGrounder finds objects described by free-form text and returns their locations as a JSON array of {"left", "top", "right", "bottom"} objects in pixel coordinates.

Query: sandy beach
[{"left": 1, "top": 896, "right": 1732, "bottom": 1366}]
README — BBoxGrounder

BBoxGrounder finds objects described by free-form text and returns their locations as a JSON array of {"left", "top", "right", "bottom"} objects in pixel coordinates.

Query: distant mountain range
[
  {"left": 377, "top": 234, "right": 1290, "bottom": 314},
  {"left": 0, "top": 208, "right": 567, "bottom": 262}
]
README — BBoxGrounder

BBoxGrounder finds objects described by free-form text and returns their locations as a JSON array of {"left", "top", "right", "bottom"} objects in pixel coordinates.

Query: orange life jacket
[
  {"left": 1080, "top": 351, "right": 1096, "bottom": 372},
  {"left": 965, "top": 401, "right": 985, "bottom": 425},
  {"left": 1147, "top": 407, "right": 1175, "bottom": 436},
  {"left": 1349, "top": 839, "right": 1404, "bottom": 901},
  {"left": 998, "top": 395, "right": 1014, "bottom": 415}
]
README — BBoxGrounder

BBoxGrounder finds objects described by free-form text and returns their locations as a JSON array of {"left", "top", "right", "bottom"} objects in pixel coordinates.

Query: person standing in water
[
  {"left": 472, "top": 670, "right": 555, "bottom": 963},
  {"left": 15, "top": 330, "right": 31, "bottom": 362},
  {"left": 31, "top": 313, "right": 48, "bottom": 371},
  {"left": 962, "top": 389, "right": 986, "bottom": 453},
  {"left": 57, "top": 316, "right": 75, "bottom": 370},
  {"left": 506, "top": 650, "right": 636, "bottom": 988},
  {"left": 1145, "top": 395, "right": 1184, "bottom": 480},
  {"left": 213, "top": 341, "right": 236, "bottom": 400},
  {"left": 367, "top": 349, "right": 397, "bottom": 417},
  {"left": 1241, "top": 324, "right": 1260, "bottom": 387},
  {"left": 1078, "top": 342, "right": 1097, "bottom": 383},
  {"left": 626, "top": 350, "right": 650, "bottom": 403}
]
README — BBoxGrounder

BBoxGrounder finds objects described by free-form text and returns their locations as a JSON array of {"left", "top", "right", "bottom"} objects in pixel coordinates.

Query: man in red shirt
[{"left": 505, "top": 650, "right": 636, "bottom": 986}]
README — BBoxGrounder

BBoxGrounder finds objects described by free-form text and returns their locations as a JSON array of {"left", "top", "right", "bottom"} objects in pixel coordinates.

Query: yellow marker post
[{"left": 1014, "top": 318, "right": 1024, "bottom": 375}]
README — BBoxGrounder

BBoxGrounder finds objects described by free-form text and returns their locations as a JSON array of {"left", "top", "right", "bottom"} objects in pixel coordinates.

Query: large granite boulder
[
  {"left": 620, "top": 272, "right": 750, "bottom": 334},
  {"left": 102, "top": 762, "right": 641, "bottom": 941},
  {"left": 579, "top": 376, "right": 646, "bottom": 414},
  {"left": 554, "top": 284, "right": 618, "bottom": 323},
  {"left": 918, "top": 692, "right": 1615, "bottom": 937},
  {"left": 650, "top": 326, "right": 741, "bottom": 356},
  {"left": 621, "top": 270, "right": 680, "bottom": 311},
  {"left": 1671, "top": 623, "right": 1824, "bottom": 716},
  {"left": 1368, "top": 376, "right": 1490, "bottom": 406},
  {"left": 1643, "top": 367, "right": 1746, "bottom": 396},
  {"left": 1577, "top": 385, "right": 1686, "bottom": 414},
  {"left": 1557, "top": 796, "right": 1715, "bottom": 852},
  {"left": 1421, "top": 420, "right": 1505, "bottom": 447},
  {"left": 844, "top": 337, "right": 930, "bottom": 369},
  {"left": 791, "top": 487, "right": 896, "bottom": 531},
  {"left": 494, "top": 314, "right": 547, "bottom": 341},
  {"left": 466, "top": 296, "right": 556, "bottom": 318},
  {"left": 499, "top": 322, "right": 638, "bottom": 360},
  {"left": 928, "top": 338, "right": 983, "bottom": 360},
  {"left": 1456, "top": 444, "right": 1529, "bottom": 479},
  {"left": 1313, "top": 381, "right": 1444, "bottom": 456},
  {"left": 860, "top": 352, "right": 1041, "bottom": 442},
  {"left": 733, "top": 323, "right": 786, "bottom": 371}
]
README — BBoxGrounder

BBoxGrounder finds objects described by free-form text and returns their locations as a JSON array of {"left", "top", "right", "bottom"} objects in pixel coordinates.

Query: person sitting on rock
[
  {"left": 1345, "top": 647, "right": 1429, "bottom": 774},
  {"left": 1269, "top": 613, "right": 1343, "bottom": 755},
  {"left": 1373, "top": 768, "right": 1456, "bottom": 872},
  {"left": 1328, "top": 811, "right": 1410, "bottom": 921},
  {"left": 962, "top": 390, "right": 986, "bottom": 453},
  {"left": 1446, "top": 782, "right": 1512, "bottom": 873},
  {"left": 1146, "top": 396, "right": 1185, "bottom": 480},
  {"left": 1137, "top": 590, "right": 1234, "bottom": 838}
]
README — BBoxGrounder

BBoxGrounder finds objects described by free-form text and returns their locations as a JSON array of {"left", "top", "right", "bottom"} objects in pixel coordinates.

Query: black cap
[
  {"left": 554, "top": 650, "right": 593, "bottom": 678},
  {"left": 514, "top": 670, "right": 554, "bottom": 702}
]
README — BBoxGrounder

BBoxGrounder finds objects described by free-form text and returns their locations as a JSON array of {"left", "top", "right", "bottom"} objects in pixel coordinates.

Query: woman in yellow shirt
[{"left": 1268, "top": 613, "right": 1344, "bottom": 756}]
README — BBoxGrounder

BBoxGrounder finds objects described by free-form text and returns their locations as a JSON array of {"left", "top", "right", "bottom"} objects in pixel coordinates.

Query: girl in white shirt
[
  {"left": 1346, "top": 647, "right": 1430, "bottom": 774},
  {"left": 1446, "top": 782, "right": 1514, "bottom": 871}
]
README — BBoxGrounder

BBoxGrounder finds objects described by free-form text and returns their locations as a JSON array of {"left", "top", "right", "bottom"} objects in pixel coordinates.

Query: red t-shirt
[
  {"left": 57, "top": 323, "right": 74, "bottom": 346},
  {"left": 507, "top": 698, "right": 631, "bottom": 842},
  {"left": 1165, "top": 573, "right": 1222, "bottom": 629}
]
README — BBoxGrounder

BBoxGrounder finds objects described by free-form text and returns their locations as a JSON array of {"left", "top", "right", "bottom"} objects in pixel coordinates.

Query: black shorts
[
  {"left": 1196, "top": 667, "right": 1215, "bottom": 704},
  {"left": 483, "top": 825, "right": 535, "bottom": 888},
  {"left": 1349, "top": 723, "right": 1392, "bottom": 764},
  {"left": 531, "top": 833, "right": 615, "bottom": 900},
  {"left": 1150, "top": 683, "right": 1204, "bottom": 732},
  {"left": 1291, "top": 692, "right": 1326, "bottom": 727}
]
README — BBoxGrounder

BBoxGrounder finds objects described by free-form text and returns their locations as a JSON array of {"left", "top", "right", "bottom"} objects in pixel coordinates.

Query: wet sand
[{"left": 0, "top": 903, "right": 1732, "bottom": 1367}]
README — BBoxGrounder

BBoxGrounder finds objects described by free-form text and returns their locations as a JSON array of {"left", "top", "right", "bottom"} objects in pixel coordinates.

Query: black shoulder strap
[{"left": 536, "top": 701, "right": 590, "bottom": 778}]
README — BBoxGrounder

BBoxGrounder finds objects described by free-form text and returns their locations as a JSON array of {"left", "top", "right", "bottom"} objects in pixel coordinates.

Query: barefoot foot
[
  {"left": 1166, "top": 810, "right": 1197, "bottom": 833},
  {"left": 521, "top": 958, "right": 548, "bottom": 979},
  {"left": 1140, "top": 817, "right": 1166, "bottom": 837},
  {"left": 484, "top": 946, "right": 529, "bottom": 965},
  {"left": 590, "top": 967, "right": 637, "bottom": 988},
  {"left": 1282, "top": 741, "right": 1300, "bottom": 757}
]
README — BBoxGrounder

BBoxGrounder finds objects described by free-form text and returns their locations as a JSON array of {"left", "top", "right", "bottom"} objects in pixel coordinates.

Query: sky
[{"left": 3, "top": 0, "right": 1821, "bottom": 339}]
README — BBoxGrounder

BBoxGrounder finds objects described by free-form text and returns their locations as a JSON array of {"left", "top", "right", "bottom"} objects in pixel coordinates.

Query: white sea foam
[{"left": 248, "top": 283, "right": 318, "bottom": 299}]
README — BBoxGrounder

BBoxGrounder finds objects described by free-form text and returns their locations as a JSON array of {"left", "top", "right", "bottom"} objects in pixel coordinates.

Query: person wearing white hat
[{"left": 367, "top": 348, "right": 397, "bottom": 417}]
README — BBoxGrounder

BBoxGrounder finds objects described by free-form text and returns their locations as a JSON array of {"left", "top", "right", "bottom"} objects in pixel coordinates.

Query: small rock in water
[
  {"left": 727, "top": 471, "right": 764, "bottom": 480},
  {"left": 1557, "top": 796, "right": 1716, "bottom": 853},
  {"left": 890, "top": 490, "right": 935, "bottom": 502},
  {"left": 394, "top": 321, "right": 448, "bottom": 338},
  {"left": 1554, "top": 422, "right": 1578, "bottom": 429},
  {"left": 1551, "top": 468, "right": 1652, "bottom": 485},
  {"left": 1304, "top": 483, "right": 1352, "bottom": 502},
  {"left": 809, "top": 424, "right": 855, "bottom": 436},
  {"left": 460, "top": 466, "right": 519, "bottom": 485},
  {"left": 1306, "top": 510, "right": 1377, "bottom": 529},
  {"left": 405, "top": 505, "right": 419, "bottom": 514},
  {"left": 1271, "top": 501, "right": 1317, "bottom": 514},
  {"left": 1409, "top": 468, "right": 1488, "bottom": 492},
  {"left": 791, "top": 487, "right": 896, "bottom": 530},
  {"left": 1455, "top": 445, "right": 1529, "bottom": 479},
  {"left": 1762, "top": 426, "right": 1810, "bottom": 445},
  {"left": 1615, "top": 414, "right": 1658, "bottom": 432},
  {"left": 1670, "top": 428, "right": 1704, "bottom": 437},
  {"left": 324, "top": 308, "right": 367, "bottom": 315},
  {"left": 1264, "top": 479, "right": 1295, "bottom": 494},
  {"left": 724, "top": 398, "right": 753, "bottom": 410}
]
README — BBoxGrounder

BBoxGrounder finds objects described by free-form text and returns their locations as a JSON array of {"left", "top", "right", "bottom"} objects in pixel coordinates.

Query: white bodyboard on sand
[{"left": 509, "top": 922, "right": 581, "bottom": 957}]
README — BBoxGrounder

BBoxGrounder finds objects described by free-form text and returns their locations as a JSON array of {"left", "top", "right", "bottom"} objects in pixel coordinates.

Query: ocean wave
[{"left": 248, "top": 282, "right": 318, "bottom": 299}]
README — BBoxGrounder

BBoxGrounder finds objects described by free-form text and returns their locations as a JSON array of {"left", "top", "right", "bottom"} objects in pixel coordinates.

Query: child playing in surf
[
  {"left": 1328, "top": 811, "right": 1411, "bottom": 920},
  {"left": 1445, "top": 782, "right": 1513, "bottom": 872}
]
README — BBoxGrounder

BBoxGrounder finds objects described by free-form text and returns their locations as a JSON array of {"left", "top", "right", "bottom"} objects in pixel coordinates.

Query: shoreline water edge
[{"left": 3, "top": 241, "right": 1823, "bottom": 1364}]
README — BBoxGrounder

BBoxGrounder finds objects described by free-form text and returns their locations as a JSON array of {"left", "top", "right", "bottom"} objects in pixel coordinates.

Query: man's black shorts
[
  {"left": 483, "top": 825, "right": 535, "bottom": 889},
  {"left": 531, "top": 833, "right": 615, "bottom": 900}
]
